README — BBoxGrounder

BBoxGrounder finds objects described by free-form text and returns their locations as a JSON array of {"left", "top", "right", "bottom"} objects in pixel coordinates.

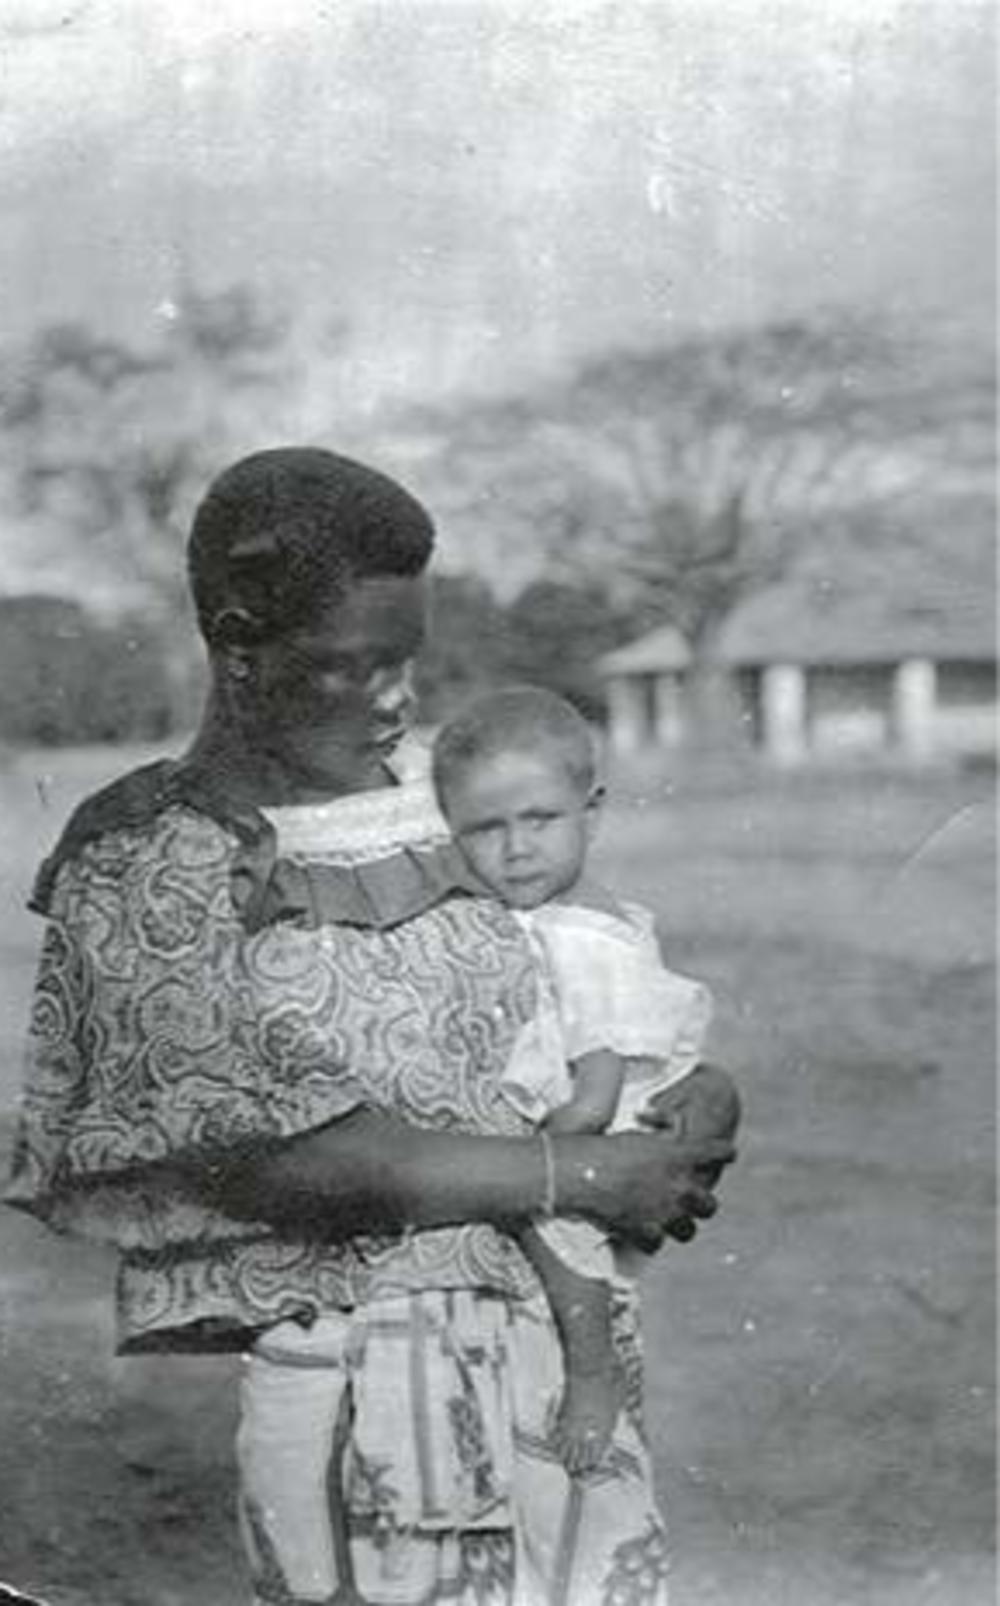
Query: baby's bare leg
[
  {"left": 517, "top": 1052, "right": 632, "bottom": 1470},
  {"left": 518, "top": 1225, "right": 623, "bottom": 1475}
]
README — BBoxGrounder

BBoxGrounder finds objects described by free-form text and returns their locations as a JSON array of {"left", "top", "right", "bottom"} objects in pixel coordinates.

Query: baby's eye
[{"left": 461, "top": 822, "right": 503, "bottom": 843}]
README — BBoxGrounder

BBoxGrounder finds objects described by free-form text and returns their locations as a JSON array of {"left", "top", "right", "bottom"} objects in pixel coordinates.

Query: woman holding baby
[{"left": 7, "top": 448, "right": 737, "bottom": 1605}]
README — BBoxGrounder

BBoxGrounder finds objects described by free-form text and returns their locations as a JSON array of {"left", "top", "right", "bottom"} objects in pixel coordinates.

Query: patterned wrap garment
[{"left": 5, "top": 755, "right": 670, "bottom": 1606}]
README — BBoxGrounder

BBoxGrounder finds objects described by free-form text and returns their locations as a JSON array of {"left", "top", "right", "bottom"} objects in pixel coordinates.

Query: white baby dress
[{"left": 502, "top": 899, "right": 713, "bottom": 1284}]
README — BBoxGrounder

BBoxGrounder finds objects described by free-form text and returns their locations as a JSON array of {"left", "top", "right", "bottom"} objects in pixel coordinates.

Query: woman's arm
[
  {"left": 13, "top": 819, "right": 734, "bottom": 1256},
  {"left": 195, "top": 1106, "right": 733, "bottom": 1249}
]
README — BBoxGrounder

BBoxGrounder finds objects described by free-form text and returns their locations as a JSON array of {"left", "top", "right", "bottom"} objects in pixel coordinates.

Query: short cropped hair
[
  {"left": 187, "top": 447, "right": 435, "bottom": 647},
  {"left": 432, "top": 685, "right": 597, "bottom": 805}
]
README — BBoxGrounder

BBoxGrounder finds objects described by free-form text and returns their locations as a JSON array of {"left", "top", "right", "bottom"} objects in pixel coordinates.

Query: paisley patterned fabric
[{"left": 6, "top": 778, "right": 542, "bottom": 1351}]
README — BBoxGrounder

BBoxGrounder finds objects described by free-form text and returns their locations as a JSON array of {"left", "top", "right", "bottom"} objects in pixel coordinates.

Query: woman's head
[
  {"left": 188, "top": 447, "right": 434, "bottom": 648},
  {"left": 432, "top": 686, "right": 603, "bottom": 908},
  {"left": 187, "top": 448, "right": 435, "bottom": 796}
]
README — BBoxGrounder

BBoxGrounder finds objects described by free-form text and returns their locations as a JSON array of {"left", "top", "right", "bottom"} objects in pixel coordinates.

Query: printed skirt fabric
[{"left": 237, "top": 1289, "right": 669, "bottom": 1606}]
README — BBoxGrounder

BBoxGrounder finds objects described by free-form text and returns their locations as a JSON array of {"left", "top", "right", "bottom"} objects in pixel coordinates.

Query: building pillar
[
  {"left": 652, "top": 672, "right": 683, "bottom": 747},
  {"left": 761, "top": 663, "right": 808, "bottom": 764},
  {"left": 606, "top": 675, "right": 647, "bottom": 754},
  {"left": 893, "top": 657, "right": 937, "bottom": 761}
]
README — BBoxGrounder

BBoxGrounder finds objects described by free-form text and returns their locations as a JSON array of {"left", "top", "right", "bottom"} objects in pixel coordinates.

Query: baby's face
[{"left": 442, "top": 749, "right": 597, "bottom": 909}]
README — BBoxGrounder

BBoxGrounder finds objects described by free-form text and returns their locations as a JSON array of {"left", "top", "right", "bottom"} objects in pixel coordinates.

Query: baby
[{"left": 432, "top": 685, "right": 740, "bottom": 1475}]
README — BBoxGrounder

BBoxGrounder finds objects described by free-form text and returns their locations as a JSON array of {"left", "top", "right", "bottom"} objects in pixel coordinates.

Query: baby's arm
[{"left": 542, "top": 1049, "right": 626, "bottom": 1134}]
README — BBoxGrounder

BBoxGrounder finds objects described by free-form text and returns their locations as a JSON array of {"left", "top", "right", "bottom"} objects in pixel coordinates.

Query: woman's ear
[{"left": 222, "top": 644, "right": 254, "bottom": 684}]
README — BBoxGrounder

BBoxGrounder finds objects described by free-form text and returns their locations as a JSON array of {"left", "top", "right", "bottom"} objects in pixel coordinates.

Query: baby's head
[{"left": 432, "top": 686, "right": 602, "bottom": 909}]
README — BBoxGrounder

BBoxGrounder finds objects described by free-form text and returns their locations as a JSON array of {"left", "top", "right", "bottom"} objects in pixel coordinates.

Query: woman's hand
[
  {"left": 555, "top": 1127, "right": 735, "bottom": 1252},
  {"left": 553, "top": 1065, "right": 741, "bottom": 1250}
]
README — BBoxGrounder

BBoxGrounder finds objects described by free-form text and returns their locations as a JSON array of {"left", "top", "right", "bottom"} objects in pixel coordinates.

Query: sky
[{"left": 0, "top": 0, "right": 994, "bottom": 406}]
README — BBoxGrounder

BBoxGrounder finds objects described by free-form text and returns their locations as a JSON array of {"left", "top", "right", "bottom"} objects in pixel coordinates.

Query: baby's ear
[{"left": 584, "top": 783, "right": 606, "bottom": 834}]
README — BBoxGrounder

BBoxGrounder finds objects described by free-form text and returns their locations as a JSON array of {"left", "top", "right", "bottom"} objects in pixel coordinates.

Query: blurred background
[{"left": 0, "top": 3, "right": 995, "bottom": 1604}]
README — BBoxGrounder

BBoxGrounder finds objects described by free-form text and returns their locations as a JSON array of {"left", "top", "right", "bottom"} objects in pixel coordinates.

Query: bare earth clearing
[{"left": 0, "top": 745, "right": 994, "bottom": 1606}]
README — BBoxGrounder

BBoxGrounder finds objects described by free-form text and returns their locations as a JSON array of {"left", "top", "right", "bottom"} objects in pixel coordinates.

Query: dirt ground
[{"left": 0, "top": 746, "right": 994, "bottom": 1606}]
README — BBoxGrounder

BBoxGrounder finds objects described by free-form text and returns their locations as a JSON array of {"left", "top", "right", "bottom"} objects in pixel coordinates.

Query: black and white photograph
[{"left": 0, "top": 3, "right": 995, "bottom": 1604}]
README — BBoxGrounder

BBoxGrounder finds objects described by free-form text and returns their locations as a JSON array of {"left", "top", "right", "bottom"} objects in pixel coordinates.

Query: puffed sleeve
[
  {"left": 6, "top": 918, "right": 92, "bottom": 1221},
  {"left": 536, "top": 903, "right": 713, "bottom": 1081},
  {"left": 4, "top": 807, "right": 369, "bottom": 1248}
]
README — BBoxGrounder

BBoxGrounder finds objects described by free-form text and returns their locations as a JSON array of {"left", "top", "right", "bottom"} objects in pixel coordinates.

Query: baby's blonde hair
[{"left": 432, "top": 684, "right": 597, "bottom": 809}]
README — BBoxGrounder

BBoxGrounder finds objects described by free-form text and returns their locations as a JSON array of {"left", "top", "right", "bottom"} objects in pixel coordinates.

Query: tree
[
  {"left": 498, "top": 580, "right": 636, "bottom": 719},
  {"left": 1, "top": 287, "right": 297, "bottom": 610},
  {"left": 413, "top": 575, "right": 636, "bottom": 723},
  {"left": 0, "top": 596, "right": 176, "bottom": 745},
  {"left": 415, "top": 574, "right": 510, "bottom": 719},
  {"left": 0, "top": 287, "right": 316, "bottom": 724},
  {"left": 553, "top": 312, "right": 990, "bottom": 605},
  {"left": 401, "top": 310, "right": 993, "bottom": 743},
  {"left": 376, "top": 360, "right": 673, "bottom": 607}
]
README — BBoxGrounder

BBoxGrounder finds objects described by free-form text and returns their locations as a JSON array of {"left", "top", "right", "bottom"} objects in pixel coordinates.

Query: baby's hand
[
  {"left": 641, "top": 1064, "right": 741, "bottom": 1187},
  {"left": 644, "top": 1062, "right": 740, "bottom": 1137}
]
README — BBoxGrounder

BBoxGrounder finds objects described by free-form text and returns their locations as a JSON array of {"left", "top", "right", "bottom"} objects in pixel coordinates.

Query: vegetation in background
[
  {"left": 0, "top": 293, "right": 993, "bottom": 744},
  {"left": 398, "top": 311, "right": 994, "bottom": 740},
  {"left": 0, "top": 597, "right": 182, "bottom": 746},
  {"left": 416, "top": 574, "right": 637, "bottom": 723}
]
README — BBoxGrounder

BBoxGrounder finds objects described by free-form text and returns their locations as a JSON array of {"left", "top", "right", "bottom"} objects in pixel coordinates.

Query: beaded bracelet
[{"left": 539, "top": 1131, "right": 557, "bottom": 1217}]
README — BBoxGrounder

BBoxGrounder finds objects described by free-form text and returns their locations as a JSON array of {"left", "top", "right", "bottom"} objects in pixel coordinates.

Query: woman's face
[{"left": 240, "top": 574, "right": 427, "bottom": 796}]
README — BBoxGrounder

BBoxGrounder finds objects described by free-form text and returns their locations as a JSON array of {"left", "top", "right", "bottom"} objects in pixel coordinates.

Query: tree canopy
[
  {"left": 0, "top": 298, "right": 992, "bottom": 739},
  {"left": 0, "top": 286, "right": 328, "bottom": 620},
  {"left": 389, "top": 308, "right": 995, "bottom": 652}
]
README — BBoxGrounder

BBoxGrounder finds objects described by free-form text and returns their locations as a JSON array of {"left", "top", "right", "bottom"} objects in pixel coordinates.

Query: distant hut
[
  {"left": 598, "top": 625, "right": 692, "bottom": 755},
  {"left": 598, "top": 583, "right": 997, "bottom": 764}
]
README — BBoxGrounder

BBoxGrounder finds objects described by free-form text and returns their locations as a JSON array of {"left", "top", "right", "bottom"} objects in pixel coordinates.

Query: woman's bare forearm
[
  {"left": 199, "top": 1109, "right": 548, "bottom": 1235},
  {"left": 193, "top": 1105, "right": 732, "bottom": 1246}
]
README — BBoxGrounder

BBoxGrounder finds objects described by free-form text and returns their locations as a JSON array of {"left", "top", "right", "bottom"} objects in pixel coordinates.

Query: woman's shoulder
[{"left": 31, "top": 760, "right": 240, "bottom": 918}]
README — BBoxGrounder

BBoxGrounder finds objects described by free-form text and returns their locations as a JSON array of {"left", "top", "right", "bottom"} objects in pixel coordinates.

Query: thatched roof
[
  {"left": 717, "top": 580, "right": 997, "bottom": 667},
  {"left": 598, "top": 581, "right": 997, "bottom": 674},
  {"left": 597, "top": 625, "right": 691, "bottom": 675}
]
